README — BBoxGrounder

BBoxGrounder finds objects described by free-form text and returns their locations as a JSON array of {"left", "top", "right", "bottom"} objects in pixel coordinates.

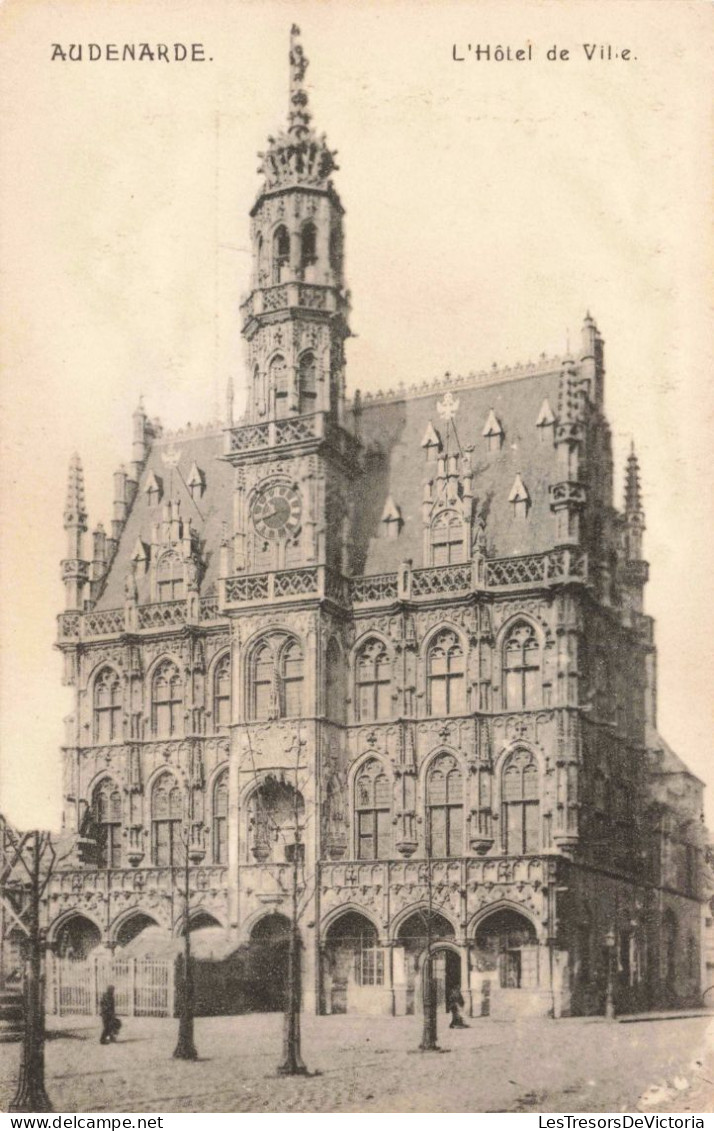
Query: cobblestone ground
[{"left": 0, "top": 1013, "right": 712, "bottom": 1114}]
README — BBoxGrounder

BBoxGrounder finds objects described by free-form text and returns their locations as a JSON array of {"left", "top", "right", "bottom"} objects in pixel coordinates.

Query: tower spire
[
  {"left": 288, "top": 25, "right": 310, "bottom": 139},
  {"left": 624, "top": 441, "right": 643, "bottom": 515},
  {"left": 62, "top": 453, "right": 89, "bottom": 610}
]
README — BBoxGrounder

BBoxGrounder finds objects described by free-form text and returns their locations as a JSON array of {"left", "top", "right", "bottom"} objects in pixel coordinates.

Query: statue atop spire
[
  {"left": 288, "top": 25, "right": 310, "bottom": 139},
  {"left": 257, "top": 26, "right": 338, "bottom": 190}
]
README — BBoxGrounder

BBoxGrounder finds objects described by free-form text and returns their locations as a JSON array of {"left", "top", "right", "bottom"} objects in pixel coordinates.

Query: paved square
[{"left": 1, "top": 1013, "right": 712, "bottom": 1113}]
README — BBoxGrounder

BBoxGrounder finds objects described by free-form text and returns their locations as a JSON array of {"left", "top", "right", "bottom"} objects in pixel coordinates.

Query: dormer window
[
  {"left": 483, "top": 409, "right": 504, "bottom": 453},
  {"left": 381, "top": 496, "right": 402, "bottom": 540},
  {"left": 536, "top": 398, "right": 556, "bottom": 442},
  {"left": 509, "top": 474, "right": 531, "bottom": 519},
  {"left": 187, "top": 462, "right": 205, "bottom": 501},
  {"left": 421, "top": 422, "right": 442, "bottom": 458},
  {"left": 145, "top": 471, "right": 163, "bottom": 506}
]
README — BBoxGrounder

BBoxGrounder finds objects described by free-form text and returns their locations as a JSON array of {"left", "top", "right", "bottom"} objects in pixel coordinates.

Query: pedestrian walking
[
  {"left": 448, "top": 985, "right": 469, "bottom": 1029},
  {"left": 99, "top": 984, "right": 121, "bottom": 1044}
]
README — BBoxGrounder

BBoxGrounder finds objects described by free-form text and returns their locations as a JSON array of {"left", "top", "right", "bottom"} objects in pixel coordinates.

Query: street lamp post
[
  {"left": 278, "top": 799, "right": 308, "bottom": 1076},
  {"left": 604, "top": 928, "right": 616, "bottom": 1021},
  {"left": 173, "top": 830, "right": 203, "bottom": 1061},
  {"left": 419, "top": 823, "right": 439, "bottom": 1052}
]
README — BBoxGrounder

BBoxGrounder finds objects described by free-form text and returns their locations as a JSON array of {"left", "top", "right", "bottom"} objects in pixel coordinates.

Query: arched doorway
[
  {"left": 474, "top": 908, "right": 539, "bottom": 990},
  {"left": 54, "top": 914, "right": 101, "bottom": 959},
  {"left": 396, "top": 910, "right": 456, "bottom": 1015},
  {"left": 115, "top": 913, "right": 160, "bottom": 949},
  {"left": 323, "top": 911, "right": 385, "bottom": 1015},
  {"left": 429, "top": 947, "right": 461, "bottom": 1014},
  {"left": 247, "top": 914, "right": 292, "bottom": 1012}
]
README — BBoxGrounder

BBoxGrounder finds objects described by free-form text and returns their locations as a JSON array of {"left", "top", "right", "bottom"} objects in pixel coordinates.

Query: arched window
[
  {"left": 426, "top": 753, "right": 463, "bottom": 857},
  {"left": 355, "top": 638, "right": 392, "bottom": 722},
  {"left": 248, "top": 636, "right": 304, "bottom": 722},
  {"left": 93, "top": 667, "right": 122, "bottom": 743},
  {"left": 503, "top": 621, "right": 541, "bottom": 709},
  {"left": 355, "top": 759, "right": 391, "bottom": 860},
  {"left": 502, "top": 749, "right": 540, "bottom": 854},
  {"left": 213, "top": 771, "right": 228, "bottom": 864},
  {"left": 431, "top": 511, "right": 465, "bottom": 566},
  {"left": 300, "top": 222, "right": 317, "bottom": 271},
  {"left": 92, "top": 778, "right": 122, "bottom": 868},
  {"left": 281, "top": 640, "right": 304, "bottom": 717},
  {"left": 157, "top": 552, "right": 184, "bottom": 602},
  {"left": 298, "top": 352, "right": 317, "bottom": 415},
  {"left": 251, "top": 641, "right": 274, "bottom": 721},
  {"left": 329, "top": 226, "right": 342, "bottom": 276},
  {"left": 151, "top": 660, "right": 183, "bottom": 737},
  {"left": 255, "top": 233, "right": 264, "bottom": 284},
  {"left": 273, "top": 224, "right": 290, "bottom": 283},
  {"left": 427, "top": 630, "right": 465, "bottom": 715},
  {"left": 213, "top": 654, "right": 231, "bottom": 729},
  {"left": 325, "top": 638, "right": 345, "bottom": 723},
  {"left": 151, "top": 773, "right": 183, "bottom": 866},
  {"left": 270, "top": 354, "right": 289, "bottom": 419}
]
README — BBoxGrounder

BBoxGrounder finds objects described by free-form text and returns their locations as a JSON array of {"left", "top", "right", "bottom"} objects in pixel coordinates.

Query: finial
[
  {"left": 65, "top": 452, "right": 87, "bottom": 519},
  {"left": 624, "top": 442, "right": 642, "bottom": 513},
  {"left": 288, "top": 25, "right": 310, "bottom": 139}
]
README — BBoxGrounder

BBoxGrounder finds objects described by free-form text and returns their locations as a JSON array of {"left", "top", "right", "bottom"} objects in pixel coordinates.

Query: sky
[{"left": 0, "top": 0, "right": 712, "bottom": 830}]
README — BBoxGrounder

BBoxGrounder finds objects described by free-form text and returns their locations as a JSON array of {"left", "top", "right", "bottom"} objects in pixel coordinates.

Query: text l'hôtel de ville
[{"left": 452, "top": 44, "right": 635, "bottom": 62}]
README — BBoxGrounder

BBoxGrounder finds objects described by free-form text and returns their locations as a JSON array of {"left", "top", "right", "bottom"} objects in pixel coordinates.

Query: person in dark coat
[
  {"left": 448, "top": 985, "right": 469, "bottom": 1029},
  {"left": 99, "top": 984, "right": 120, "bottom": 1044}
]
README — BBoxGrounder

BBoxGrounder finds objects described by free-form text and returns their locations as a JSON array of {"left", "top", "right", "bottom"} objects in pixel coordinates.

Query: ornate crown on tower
[{"left": 257, "top": 25, "right": 339, "bottom": 190}]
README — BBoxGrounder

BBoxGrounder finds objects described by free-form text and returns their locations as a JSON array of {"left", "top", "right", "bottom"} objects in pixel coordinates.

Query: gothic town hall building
[{"left": 48, "top": 29, "right": 705, "bottom": 1020}]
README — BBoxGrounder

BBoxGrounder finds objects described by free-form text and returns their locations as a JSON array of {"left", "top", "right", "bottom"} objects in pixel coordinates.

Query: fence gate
[{"left": 49, "top": 954, "right": 174, "bottom": 1017}]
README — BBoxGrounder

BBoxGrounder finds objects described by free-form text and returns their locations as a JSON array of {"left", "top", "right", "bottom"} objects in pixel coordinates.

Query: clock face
[{"left": 251, "top": 482, "right": 302, "bottom": 540}]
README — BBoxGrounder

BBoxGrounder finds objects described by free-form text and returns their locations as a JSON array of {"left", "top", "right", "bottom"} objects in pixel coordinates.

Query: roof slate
[{"left": 95, "top": 364, "right": 569, "bottom": 603}]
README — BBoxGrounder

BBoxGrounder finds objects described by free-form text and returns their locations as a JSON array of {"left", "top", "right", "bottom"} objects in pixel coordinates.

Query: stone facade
[{"left": 48, "top": 28, "right": 705, "bottom": 1020}]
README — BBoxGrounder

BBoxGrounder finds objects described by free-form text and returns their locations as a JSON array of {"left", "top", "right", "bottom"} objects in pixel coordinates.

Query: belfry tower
[{"left": 241, "top": 24, "right": 350, "bottom": 427}]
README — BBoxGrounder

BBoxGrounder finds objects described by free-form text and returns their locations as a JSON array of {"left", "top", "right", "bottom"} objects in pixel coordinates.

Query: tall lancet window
[
  {"left": 503, "top": 622, "right": 541, "bottom": 709},
  {"left": 213, "top": 654, "right": 231, "bottom": 729},
  {"left": 151, "top": 660, "right": 183, "bottom": 737},
  {"left": 151, "top": 773, "right": 184, "bottom": 867},
  {"left": 355, "top": 639, "right": 392, "bottom": 722},
  {"left": 273, "top": 225, "right": 290, "bottom": 284},
  {"left": 92, "top": 778, "right": 122, "bottom": 869},
  {"left": 300, "top": 222, "right": 317, "bottom": 279},
  {"left": 93, "top": 667, "right": 122, "bottom": 743},
  {"left": 355, "top": 759, "right": 392, "bottom": 860},
  {"left": 213, "top": 770, "right": 229, "bottom": 865},
  {"left": 271, "top": 355, "right": 289, "bottom": 419},
  {"left": 426, "top": 630, "right": 466, "bottom": 715},
  {"left": 426, "top": 754, "right": 463, "bottom": 857},
  {"left": 502, "top": 750, "right": 540, "bottom": 854},
  {"left": 298, "top": 352, "right": 317, "bottom": 415}
]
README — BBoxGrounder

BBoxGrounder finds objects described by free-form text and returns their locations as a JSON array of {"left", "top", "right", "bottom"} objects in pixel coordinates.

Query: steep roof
[
  {"left": 96, "top": 427, "right": 232, "bottom": 609},
  {"left": 352, "top": 364, "right": 562, "bottom": 574},
  {"left": 646, "top": 723, "right": 705, "bottom": 786}
]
